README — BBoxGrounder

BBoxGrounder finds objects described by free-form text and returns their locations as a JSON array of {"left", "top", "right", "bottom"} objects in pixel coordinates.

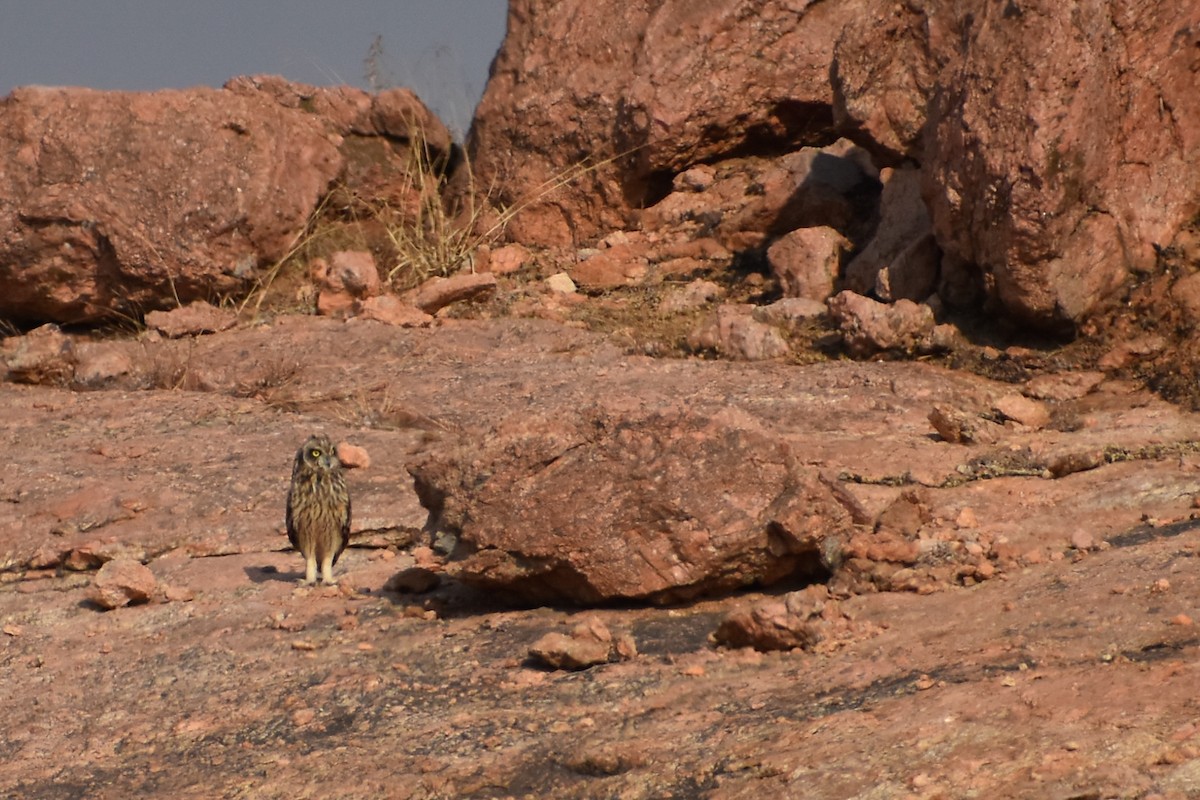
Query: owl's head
[{"left": 298, "top": 434, "right": 340, "bottom": 473}]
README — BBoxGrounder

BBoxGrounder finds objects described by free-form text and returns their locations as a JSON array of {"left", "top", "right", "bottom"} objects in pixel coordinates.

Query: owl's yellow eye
[{"left": 310, "top": 449, "right": 322, "bottom": 459}]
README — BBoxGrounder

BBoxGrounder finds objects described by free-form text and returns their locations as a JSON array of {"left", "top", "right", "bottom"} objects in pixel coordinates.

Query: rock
[
  {"left": 767, "top": 226, "right": 849, "bottom": 302},
  {"left": 830, "top": 0, "right": 934, "bottom": 160},
  {"left": 929, "top": 404, "right": 1000, "bottom": 445},
  {"left": 145, "top": 301, "right": 237, "bottom": 339},
  {"left": 545, "top": 273, "right": 578, "bottom": 294},
  {"left": 993, "top": 394, "right": 1051, "bottom": 430},
  {"left": 843, "top": 167, "right": 936, "bottom": 301},
  {"left": 335, "top": 442, "right": 370, "bottom": 470},
  {"left": 1070, "top": 530, "right": 1096, "bottom": 552},
  {"left": 1098, "top": 335, "right": 1167, "bottom": 371},
  {"left": 837, "top": 0, "right": 1200, "bottom": 326},
  {"left": 72, "top": 343, "right": 133, "bottom": 389},
  {"left": 0, "top": 84, "right": 338, "bottom": 324},
  {"left": 641, "top": 142, "right": 876, "bottom": 251},
  {"left": 658, "top": 280, "right": 724, "bottom": 314},
  {"left": 356, "top": 294, "right": 434, "bottom": 327},
  {"left": 827, "top": 291, "right": 935, "bottom": 357},
  {"left": 2, "top": 324, "right": 77, "bottom": 385},
  {"left": 315, "top": 252, "right": 382, "bottom": 317},
  {"left": 0, "top": 78, "right": 455, "bottom": 326},
  {"left": 467, "top": 0, "right": 863, "bottom": 246},
  {"left": 327, "top": 251, "right": 382, "bottom": 299},
  {"left": 753, "top": 297, "right": 827, "bottom": 326},
  {"left": 713, "top": 585, "right": 838, "bottom": 652},
  {"left": 385, "top": 566, "right": 441, "bottom": 595},
  {"left": 408, "top": 404, "right": 851, "bottom": 604},
  {"left": 687, "top": 304, "right": 790, "bottom": 361},
  {"left": 486, "top": 243, "right": 532, "bottom": 275},
  {"left": 527, "top": 616, "right": 637, "bottom": 670},
  {"left": 569, "top": 251, "right": 648, "bottom": 290},
  {"left": 92, "top": 558, "right": 158, "bottom": 609},
  {"left": 413, "top": 272, "right": 498, "bottom": 315},
  {"left": 1023, "top": 372, "right": 1105, "bottom": 402},
  {"left": 932, "top": 1, "right": 1200, "bottom": 324}
]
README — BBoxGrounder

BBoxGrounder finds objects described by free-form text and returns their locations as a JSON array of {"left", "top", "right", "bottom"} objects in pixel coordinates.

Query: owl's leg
[
  {"left": 320, "top": 553, "right": 338, "bottom": 586},
  {"left": 302, "top": 555, "right": 318, "bottom": 585}
]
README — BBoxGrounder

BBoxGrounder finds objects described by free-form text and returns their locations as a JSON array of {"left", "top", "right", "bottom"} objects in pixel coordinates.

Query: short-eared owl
[{"left": 286, "top": 434, "right": 351, "bottom": 585}]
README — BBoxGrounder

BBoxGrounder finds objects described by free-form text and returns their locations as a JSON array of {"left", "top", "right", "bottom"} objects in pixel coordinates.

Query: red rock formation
[
  {"left": 836, "top": 0, "right": 1200, "bottom": 325},
  {"left": 468, "top": 0, "right": 862, "bottom": 247},
  {"left": 473, "top": 0, "right": 1200, "bottom": 330},
  {"left": 0, "top": 78, "right": 452, "bottom": 325}
]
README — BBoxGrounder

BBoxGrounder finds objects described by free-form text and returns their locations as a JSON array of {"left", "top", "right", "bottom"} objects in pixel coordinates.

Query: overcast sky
[{"left": 0, "top": 1, "right": 509, "bottom": 137}]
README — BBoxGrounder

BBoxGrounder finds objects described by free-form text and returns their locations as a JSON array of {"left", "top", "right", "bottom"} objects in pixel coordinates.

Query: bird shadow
[{"left": 244, "top": 564, "right": 303, "bottom": 584}]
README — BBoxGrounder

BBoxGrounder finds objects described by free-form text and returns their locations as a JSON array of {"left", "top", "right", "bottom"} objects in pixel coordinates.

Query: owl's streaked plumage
[{"left": 286, "top": 434, "right": 351, "bottom": 585}]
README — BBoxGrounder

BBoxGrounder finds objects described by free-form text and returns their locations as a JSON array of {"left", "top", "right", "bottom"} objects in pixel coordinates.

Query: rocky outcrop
[
  {"left": 0, "top": 77, "right": 452, "bottom": 325},
  {"left": 835, "top": 0, "right": 1200, "bottom": 325},
  {"left": 471, "top": 0, "right": 1200, "bottom": 331},
  {"left": 468, "top": 0, "right": 863, "bottom": 247}
]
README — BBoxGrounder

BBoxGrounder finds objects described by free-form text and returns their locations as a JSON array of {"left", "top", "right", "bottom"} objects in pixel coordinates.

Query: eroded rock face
[
  {"left": 836, "top": 0, "right": 1200, "bottom": 325},
  {"left": 0, "top": 78, "right": 452, "bottom": 325},
  {"left": 923, "top": 2, "right": 1200, "bottom": 324},
  {"left": 468, "top": 0, "right": 862, "bottom": 246},
  {"left": 473, "top": 0, "right": 1200, "bottom": 331}
]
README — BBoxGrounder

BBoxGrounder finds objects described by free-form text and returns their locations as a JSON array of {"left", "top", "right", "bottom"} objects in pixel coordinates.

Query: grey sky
[{"left": 0, "top": 1, "right": 508, "bottom": 137}]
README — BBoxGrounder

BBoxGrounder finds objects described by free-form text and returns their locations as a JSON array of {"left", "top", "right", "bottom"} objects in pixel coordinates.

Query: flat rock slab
[{"left": 2, "top": 316, "right": 1200, "bottom": 797}]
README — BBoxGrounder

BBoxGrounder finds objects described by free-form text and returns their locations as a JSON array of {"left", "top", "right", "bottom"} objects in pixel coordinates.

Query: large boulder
[
  {"left": 835, "top": 0, "right": 1200, "bottom": 326},
  {"left": 409, "top": 404, "right": 850, "bottom": 604},
  {"left": 467, "top": 0, "right": 862, "bottom": 246},
  {"left": 0, "top": 77, "right": 453, "bottom": 324},
  {"left": 472, "top": 0, "right": 1200, "bottom": 330}
]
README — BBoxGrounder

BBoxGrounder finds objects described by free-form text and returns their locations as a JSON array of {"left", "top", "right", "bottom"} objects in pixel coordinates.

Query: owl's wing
[
  {"left": 333, "top": 493, "right": 351, "bottom": 564},
  {"left": 285, "top": 488, "right": 299, "bottom": 550}
]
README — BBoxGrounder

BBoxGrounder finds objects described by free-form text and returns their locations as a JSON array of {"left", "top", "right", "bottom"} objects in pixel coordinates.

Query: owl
[{"left": 286, "top": 434, "right": 351, "bottom": 585}]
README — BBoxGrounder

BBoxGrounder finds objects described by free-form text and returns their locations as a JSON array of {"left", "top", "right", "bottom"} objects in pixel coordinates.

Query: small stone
[
  {"left": 569, "top": 251, "right": 647, "bottom": 289},
  {"left": 687, "top": 304, "right": 790, "bottom": 361},
  {"left": 1023, "top": 372, "right": 1105, "bottom": 401},
  {"left": 336, "top": 442, "right": 370, "bottom": 469},
  {"left": 73, "top": 344, "right": 134, "bottom": 388},
  {"left": 993, "top": 393, "right": 1050, "bottom": 429},
  {"left": 1069, "top": 530, "right": 1095, "bottom": 551},
  {"left": 385, "top": 566, "right": 441, "bottom": 594},
  {"left": 92, "top": 558, "right": 158, "bottom": 610},
  {"left": 527, "top": 616, "right": 632, "bottom": 671},
  {"left": 356, "top": 294, "right": 434, "bottom": 327},
  {"left": 1170, "top": 613, "right": 1193, "bottom": 626},
  {"left": 766, "top": 226, "right": 849, "bottom": 301},
  {"left": 144, "top": 301, "right": 236, "bottom": 338},
  {"left": 163, "top": 584, "right": 195, "bottom": 603},
  {"left": 487, "top": 243, "right": 532, "bottom": 275},
  {"left": 545, "top": 272, "right": 577, "bottom": 294},
  {"left": 2, "top": 324, "right": 76, "bottom": 385},
  {"left": 827, "top": 291, "right": 935, "bottom": 357},
  {"left": 752, "top": 297, "right": 827, "bottom": 325},
  {"left": 291, "top": 708, "right": 316, "bottom": 726},
  {"left": 929, "top": 404, "right": 999, "bottom": 445},
  {"left": 658, "top": 279, "right": 724, "bottom": 313},
  {"left": 414, "top": 272, "right": 498, "bottom": 314},
  {"left": 327, "top": 250, "right": 382, "bottom": 298},
  {"left": 956, "top": 507, "right": 979, "bottom": 528}
]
